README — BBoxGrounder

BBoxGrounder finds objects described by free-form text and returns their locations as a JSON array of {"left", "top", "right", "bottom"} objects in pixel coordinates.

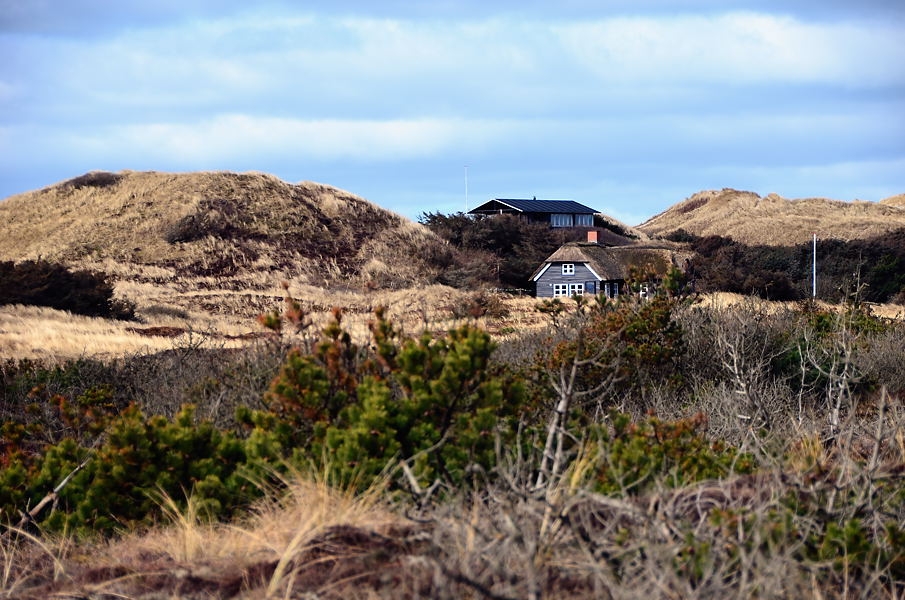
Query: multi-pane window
[
  {"left": 551, "top": 213, "right": 572, "bottom": 227},
  {"left": 575, "top": 214, "right": 593, "bottom": 227},
  {"left": 553, "top": 283, "right": 585, "bottom": 297},
  {"left": 561, "top": 263, "right": 575, "bottom": 275}
]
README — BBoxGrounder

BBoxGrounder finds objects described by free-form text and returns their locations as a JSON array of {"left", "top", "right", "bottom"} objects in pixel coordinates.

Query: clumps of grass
[
  {"left": 63, "top": 171, "right": 123, "bottom": 190},
  {"left": 451, "top": 290, "right": 511, "bottom": 319},
  {"left": 163, "top": 197, "right": 248, "bottom": 244},
  {"left": 140, "top": 303, "right": 191, "bottom": 321},
  {"left": 676, "top": 195, "right": 709, "bottom": 214}
]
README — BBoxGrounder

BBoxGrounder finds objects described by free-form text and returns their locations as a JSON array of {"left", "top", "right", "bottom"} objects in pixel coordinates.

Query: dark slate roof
[{"left": 469, "top": 198, "right": 599, "bottom": 214}]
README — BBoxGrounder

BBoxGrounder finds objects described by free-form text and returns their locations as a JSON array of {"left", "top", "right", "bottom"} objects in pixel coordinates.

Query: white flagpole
[{"left": 812, "top": 233, "right": 817, "bottom": 298}]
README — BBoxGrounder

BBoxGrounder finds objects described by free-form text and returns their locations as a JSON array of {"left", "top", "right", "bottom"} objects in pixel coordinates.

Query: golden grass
[
  {"left": 638, "top": 188, "right": 905, "bottom": 245},
  {"left": 0, "top": 170, "right": 448, "bottom": 292},
  {"left": 0, "top": 304, "right": 248, "bottom": 361},
  {"left": 68, "top": 467, "right": 404, "bottom": 598},
  {"left": 3, "top": 284, "right": 899, "bottom": 362},
  {"left": 0, "top": 280, "right": 541, "bottom": 360},
  {"left": 140, "top": 468, "right": 394, "bottom": 563},
  {"left": 699, "top": 291, "right": 905, "bottom": 320}
]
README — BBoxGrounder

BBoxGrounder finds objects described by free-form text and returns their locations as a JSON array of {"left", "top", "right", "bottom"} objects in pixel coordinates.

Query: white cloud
[
  {"left": 15, "top": 10, "right": 903, "bottom": 126},
  {"left": 85, "top": 115, "right": 519, "bottom": 163},
  {"left": 2, "top": 4, "right": 902, "bottom": 215},
  {"left": 554, "top": 12, "right": 905, "bottom": 87}
]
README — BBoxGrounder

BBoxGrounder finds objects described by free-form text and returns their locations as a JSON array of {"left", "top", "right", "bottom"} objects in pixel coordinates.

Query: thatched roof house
[{"left": 531, "top": 237, "right": 691, "bottom": 298}]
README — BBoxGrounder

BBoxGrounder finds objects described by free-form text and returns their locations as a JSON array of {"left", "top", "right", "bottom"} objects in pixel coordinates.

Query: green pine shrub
[
  {"left": 9, "top": 404, "right": 279, "bottom": 534},
  {"left": 244, "top": 306, "right": 527, "bottom": 490},
  {"left": 542, "top": 293, "right": 686, "bottom": 411},
  {"left": 591, "top": 411, "right": 756, "bottom": 495}
]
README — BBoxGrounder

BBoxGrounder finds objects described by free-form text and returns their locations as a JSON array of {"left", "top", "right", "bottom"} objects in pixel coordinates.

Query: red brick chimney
[{"left": 587, "top": 230, "right": 598, "bottom": 244}]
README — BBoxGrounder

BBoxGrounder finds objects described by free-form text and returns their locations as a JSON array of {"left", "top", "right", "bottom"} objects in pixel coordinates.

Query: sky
[{"left": 1, "top": 1, "right": 904, "bottom": 225}]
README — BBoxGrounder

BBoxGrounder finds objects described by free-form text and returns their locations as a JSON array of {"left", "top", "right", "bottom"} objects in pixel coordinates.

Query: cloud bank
[{"left": 1, "top": 2, "right": 903, "bottom": 221}]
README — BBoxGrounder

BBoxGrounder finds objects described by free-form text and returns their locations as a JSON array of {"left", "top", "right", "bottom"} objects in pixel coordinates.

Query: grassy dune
[{"left": 638, "top": 189, "right": 905, "bottom": 245}]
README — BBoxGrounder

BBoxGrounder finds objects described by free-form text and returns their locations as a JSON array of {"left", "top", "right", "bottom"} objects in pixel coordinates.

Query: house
[
  {"left": 468, "top": 198, "right": 598, "bottom": 228},
  {"left": 531, "top": 234, "right": 690, "bottom": 298}
]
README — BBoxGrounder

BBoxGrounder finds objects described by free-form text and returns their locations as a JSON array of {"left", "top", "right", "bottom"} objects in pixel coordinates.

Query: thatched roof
[{"left": 534, "top": 242, "right": 691, "bottom": 281}]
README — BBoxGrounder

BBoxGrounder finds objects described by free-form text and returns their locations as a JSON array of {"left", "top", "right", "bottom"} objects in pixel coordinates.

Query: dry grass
[
  {"left": 638, "top": 188, "right": 905, "bottom": 245},
  {"left": 699, "top": 291, "right": 905, "bottom": 320},
  {"left": 0, "top": 170, "right": 475, "bottom": 360},
  {"left": 2, "top": 468, "right": 411, "bottom": 599},
  {"left": 0, "top": 284, "right": 542, "bottom": 361},
  {"left": 0, "top": 169, "right": 449, "bottom": 293},
  {"left": 0, "top": 304, "right": 238, "bottom": 361},
  {"left": 4, "top": 286, "right": 898, "bottom": 362}
]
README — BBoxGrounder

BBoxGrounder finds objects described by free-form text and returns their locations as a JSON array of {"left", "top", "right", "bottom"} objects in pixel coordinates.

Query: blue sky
[{"left": 2, "top": 1, "right": 903, "bottom": 225}]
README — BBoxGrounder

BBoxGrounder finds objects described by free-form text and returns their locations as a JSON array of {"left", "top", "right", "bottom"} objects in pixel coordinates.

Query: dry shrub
[
  {"left": 451, "top": 290, "right": 511, "bottom": 319},
  {"left": 63, "top": 171, "right": 123, "bottom": 190},
  {"left": 855, "top": 321, "right": 905, "bottom": 396}
]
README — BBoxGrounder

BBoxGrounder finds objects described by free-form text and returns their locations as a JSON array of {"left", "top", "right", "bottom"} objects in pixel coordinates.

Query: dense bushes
[
  {"left": 678, "top": 229, "right": 905, "bottom": 303},
  {"left": 0, "top": 306, "right": 528, "bottom": 531},
  {"left": 420, "top": 211, "right": 583, "bottom": 289},
  {"left": 0, "top": 402, "right": 274, "bottom": 534},
  {"left": 0, "top": 260, "right": 135, "bottom": 319},
  {"left": 1, "top": 291, "right": 903, "bottom": 596},
  {"left": 63, "top": 171, "right": 123, "bottom": 190},
  {"left": 245, "top": 307, "right": 526, "bottom": 490},
  {"left": 590, "top": 411, "right": 756, "bottom": 495}
]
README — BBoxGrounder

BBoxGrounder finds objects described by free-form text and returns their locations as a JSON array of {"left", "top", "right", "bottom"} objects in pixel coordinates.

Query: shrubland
[
  {"left": 1, "top": 286, "right": 904, "bottom": 598},
  {"left": 674, "top": 228, "right": 905, "bottom": 303},
  {"left": 420, "top": 212, "right": 596, "bottom": 290},
  {"left": 0, "top": 260, "right": 135, "bottom": 320}
]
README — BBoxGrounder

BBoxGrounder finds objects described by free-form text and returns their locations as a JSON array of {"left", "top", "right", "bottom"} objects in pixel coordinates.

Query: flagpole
[{"left": 812, "top": 233, "right": 817, "bottom": 298}]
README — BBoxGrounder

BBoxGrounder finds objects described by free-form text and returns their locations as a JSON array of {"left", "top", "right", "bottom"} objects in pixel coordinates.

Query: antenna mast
[{"left": 464, "top": 165, "right": 469, "bottom": 212}]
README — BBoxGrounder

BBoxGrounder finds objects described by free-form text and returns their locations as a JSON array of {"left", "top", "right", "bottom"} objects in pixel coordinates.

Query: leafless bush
[
  {"left": 417, "top": 403, "right": 905, "bottom": 600},
  {"left": 119, "top": 338, "right": 287, "bottom": 427},
  {"left": 855, "top": 321, "right": 905, "bottom": 396}
]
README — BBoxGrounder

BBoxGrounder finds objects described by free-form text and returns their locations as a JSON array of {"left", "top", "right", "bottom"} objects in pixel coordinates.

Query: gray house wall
[{"left": 534, "top": 262, "right": 600, "bottom": 298}]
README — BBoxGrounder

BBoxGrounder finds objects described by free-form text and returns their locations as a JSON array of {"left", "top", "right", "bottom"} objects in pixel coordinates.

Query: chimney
[{"left": 587, "top": 230, "right": 598, "bottom": 244}]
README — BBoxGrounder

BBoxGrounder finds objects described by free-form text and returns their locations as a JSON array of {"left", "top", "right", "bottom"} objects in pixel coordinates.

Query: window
[
  {"left": 575, "top": 214, "right": 593, "bottom": 227},
  {"left": 561, "top": 263, "right": 575, "bottom": 275},
  {"left": 553, "top": 283, "right": 585, "bottom": 298},
  {"left": 551, "top": 213, "right": 572, "bottom": 227}
]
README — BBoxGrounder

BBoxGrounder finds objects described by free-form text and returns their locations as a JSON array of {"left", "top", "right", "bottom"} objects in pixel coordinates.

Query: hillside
[
  {"left": 637, "top": 188, "right": 905, "bottom": 245},
  {"left": 0, "top": 170, "right": 445, "bottom": 287},
  {"left": 0, "top": 171, "right": 462, "bottom": 344}
]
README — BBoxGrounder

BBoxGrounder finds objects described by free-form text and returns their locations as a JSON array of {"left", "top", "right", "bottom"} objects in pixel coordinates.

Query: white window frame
[
  {"left": 553, "top": 283, "right": 585, "bottom": 298},
  {"left": 561, "top": 263, "right": 575, "bottom": 275},
  {"left": 575, "top": 214, "right": 593, "bottom": 227}
]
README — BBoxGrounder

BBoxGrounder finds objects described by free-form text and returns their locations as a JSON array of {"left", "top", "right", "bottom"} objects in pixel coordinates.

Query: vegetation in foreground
[{"left": 1, "top": 286, "right": 904, "bottom": 598}]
